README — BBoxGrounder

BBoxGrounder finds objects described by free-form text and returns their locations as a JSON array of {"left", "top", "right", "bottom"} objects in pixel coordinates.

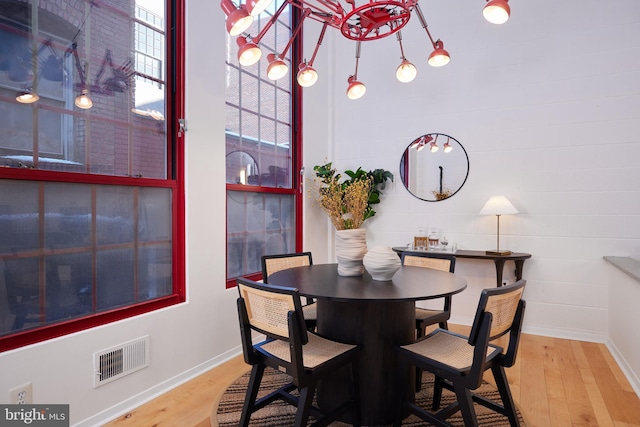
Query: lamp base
[{"left": 485, "top": 249, "right": 512, "bottom": 256}]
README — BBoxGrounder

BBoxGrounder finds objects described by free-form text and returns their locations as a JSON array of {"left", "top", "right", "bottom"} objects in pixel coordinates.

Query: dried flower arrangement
[
  {"left": 431, "top": 188, "right": 453, "bottom": 201},
  {"left": 312, "top": 162, "right": 394, "bottom": 230}
]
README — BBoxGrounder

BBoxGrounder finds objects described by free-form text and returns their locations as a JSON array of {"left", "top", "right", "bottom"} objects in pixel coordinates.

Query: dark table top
[
  {"left": 267, "top": 263, "right": 467, "bottom": 303},
  {"left": 392, "top": 247, "right": 532, "bottom": 261}
]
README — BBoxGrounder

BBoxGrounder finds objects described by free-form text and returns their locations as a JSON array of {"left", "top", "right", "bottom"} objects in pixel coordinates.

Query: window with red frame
[
  {"left": 225, "top": 1, "right": 302, "bottom": 287},
  {"left": 0, "top": 0, "right": 185, "bottom": 352}
]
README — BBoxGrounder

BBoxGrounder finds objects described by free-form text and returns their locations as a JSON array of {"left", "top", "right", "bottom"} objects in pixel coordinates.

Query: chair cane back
[{"left": 262, "top": 252, "right": 316, "bottom": 330}]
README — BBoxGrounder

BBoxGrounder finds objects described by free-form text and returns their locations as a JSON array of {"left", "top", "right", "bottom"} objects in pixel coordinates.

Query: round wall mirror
[{"left": 399, "top": 133, "right": 469, "bottom": 202}]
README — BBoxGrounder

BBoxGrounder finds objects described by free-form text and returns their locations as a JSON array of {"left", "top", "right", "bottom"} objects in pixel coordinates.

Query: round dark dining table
[{"left": 267, "top": 263, "right": 467, "bottom": 426}]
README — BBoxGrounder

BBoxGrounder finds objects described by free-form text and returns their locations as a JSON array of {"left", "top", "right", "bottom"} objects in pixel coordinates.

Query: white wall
[
  {"left": 303, "top": 0, "right": 640, "bottom": 342},
  {"left": 0, "top": 2, "right": 241, "bottom": 425},
  {"left": 1, "top": 1, "right": 639, "bottom": 425},
  {"left": 301, "top": 0, "right": 640, "bottom": 394}
]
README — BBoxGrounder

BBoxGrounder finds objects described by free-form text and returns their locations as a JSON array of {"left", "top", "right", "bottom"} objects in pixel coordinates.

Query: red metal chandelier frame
[{"left": 221, "top": 0, "right": 511, "bottom": 98}]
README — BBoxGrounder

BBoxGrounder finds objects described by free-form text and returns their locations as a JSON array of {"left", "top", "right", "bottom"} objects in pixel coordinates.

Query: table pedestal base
[{"left": 317, "top": 299, "right": 415, "bottom": 426}]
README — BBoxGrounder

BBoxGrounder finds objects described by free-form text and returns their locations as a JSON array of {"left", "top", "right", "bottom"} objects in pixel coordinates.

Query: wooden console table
[{"left": 392, "top": 247, "right": 531, "bottom": 287}]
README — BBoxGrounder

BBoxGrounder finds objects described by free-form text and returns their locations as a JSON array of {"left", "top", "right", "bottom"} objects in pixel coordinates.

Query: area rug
[{"left": 213, "top": 366, "right": 527, "bottom": 426}]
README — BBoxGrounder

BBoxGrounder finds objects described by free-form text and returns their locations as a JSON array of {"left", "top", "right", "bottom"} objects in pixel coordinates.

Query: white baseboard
[
  {"left": 449, "top": 315, "right": 607, "bottom": 344},
  {"left": 73, "top": 345, "right": 243, "bottom": 427},
  {"left": 606, "top": 338, "right": 640, "bottom": 399}
]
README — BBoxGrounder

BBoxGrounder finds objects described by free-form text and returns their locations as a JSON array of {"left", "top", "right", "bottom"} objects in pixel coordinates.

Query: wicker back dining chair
[
  {"left": 261, "top": 252, "right": 316, "bottom": 330},
  {"left": 401, "top": 251, "right": 457, "bottom": 390},
  {"left": 236, "top": 277, "right": 362, "bottom": 427},
  {"left": 394, "top": 280, "right": 527, "bottom": 427},
  {"left": 401, "top": 251, "right": 456, "bottom": 334}
]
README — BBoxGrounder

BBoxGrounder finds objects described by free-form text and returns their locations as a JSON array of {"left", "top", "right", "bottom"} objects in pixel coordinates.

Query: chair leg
[
  {"left": 492, "top": 365, "right": 520, "bottom": 427},
  {"left": 394, "top": 357, "right": 409, "bottom": 427},
  {"left": 439, "top": 320, "right": 449, "bottom": 329},
  {"left": 432, "top": 375, "right": 444, "bottom": 411},
  {"left": 349, "top": 363, "right": 362, "bottom": 427},
  {"left": 415, "top": 367, "right": 423, "bottom": 392},
  {"left": 453, "top": 383, "right": 479, "bottom": 427},
  {"left": 294, "top": 384, "right": 316, "bottom": 427},
  {"left": 239, "top": 364, "right": 265, "bottom": 427},
  {"left": 415, "top": 325, "right": 426, "bottom": 392}
]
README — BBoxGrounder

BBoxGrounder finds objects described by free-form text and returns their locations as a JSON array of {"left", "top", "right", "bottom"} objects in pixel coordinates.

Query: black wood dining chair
[
  {"left": 401, "top": 251, "right": 457, "bottom": 334},
  {"left": 236, "top": 277, "right": 362, "bottom": 427},
  {"left": 401, "top": 251, "right": 457, "bottom": 391},
  {"left": 261, "top": 252, "right": 317, "bottom": 330},
  {"left": 393, "top": 280, "right": 527, "bottom": 427}
]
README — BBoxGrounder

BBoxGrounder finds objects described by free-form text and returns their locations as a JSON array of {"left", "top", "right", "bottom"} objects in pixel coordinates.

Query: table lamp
[{"left": 479, "top": 195, "right": 518, "bottom": 256}]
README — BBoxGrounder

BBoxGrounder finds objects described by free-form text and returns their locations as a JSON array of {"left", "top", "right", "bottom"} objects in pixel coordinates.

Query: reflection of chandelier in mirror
[
  {"left": 221, "top": 0, "right": 510, "bottom": 99},
  {"left": 409, "top": 134, "right": 454, "bottom": 153},
  {"left": 14, "top": 39, "right": 134, "bottom": 110},
  {"left": 443, "top": 137, "right": 453, "bottom": 153}
]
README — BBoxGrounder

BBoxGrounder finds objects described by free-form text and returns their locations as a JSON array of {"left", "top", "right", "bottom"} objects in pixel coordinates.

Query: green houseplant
[{"left": 312, "top": 162, "right": 394, "bottom": 230}]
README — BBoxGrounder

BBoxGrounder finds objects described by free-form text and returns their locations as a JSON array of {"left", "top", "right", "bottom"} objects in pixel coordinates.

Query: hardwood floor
[{"left": 103, "top": 325, "right": 640, "bottom": 426}]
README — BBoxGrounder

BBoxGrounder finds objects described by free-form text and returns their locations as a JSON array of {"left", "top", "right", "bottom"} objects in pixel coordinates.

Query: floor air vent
[{"left": 94, "top": 336, "right": 149, "bottom": 388}]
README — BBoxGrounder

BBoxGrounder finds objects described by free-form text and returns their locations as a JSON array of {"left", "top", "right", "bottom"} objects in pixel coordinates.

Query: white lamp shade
[{"left": 479, "top": 195, "right": 518, "bottom": 215}]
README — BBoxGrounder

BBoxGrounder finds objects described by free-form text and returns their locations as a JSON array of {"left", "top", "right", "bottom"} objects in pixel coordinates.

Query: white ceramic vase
[
  {"left": 363, "top": 245, "right": 402, "bottom": 281},
  {"left": 335, "top": 228, "right": 368, "bottom": 276}
]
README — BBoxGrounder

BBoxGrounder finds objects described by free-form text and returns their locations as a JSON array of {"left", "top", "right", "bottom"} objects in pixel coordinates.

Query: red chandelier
[{"left": 221, "top": 0, "right": 510, "bottom": 99}]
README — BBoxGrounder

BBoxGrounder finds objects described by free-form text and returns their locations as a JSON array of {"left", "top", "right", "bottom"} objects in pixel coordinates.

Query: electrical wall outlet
[{"left": 9, "top": 382, "right": 32, "bottom": 404}]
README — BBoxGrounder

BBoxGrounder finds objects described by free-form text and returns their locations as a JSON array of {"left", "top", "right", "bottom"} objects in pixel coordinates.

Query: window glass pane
[
  {"left": 0, "top": 1, "right": 167, "bottom": 178},
  {"left": 0, "top": 180, "right": 39, "bottom": 252},
  {"left": 97, "top": 248, "right": 135, "bottom": 311},
  {"left": 96, "top": 186, "right": 135, "bottom": 246},
  {"left": 225, "top": 103, "right": 240, "bottom": 135},
  {"left": 243, "top": 73, "right": 260, "bottom": 114},
  {"left": 0, "top": 179, "right": 173, "bottom": 337},
  {"left": 139, "top": 187, "right": 172, "bottom": 242},
  {"left": 45, "top": 183, "right": 92, "bottom": 248},
  {"left": 226, "top": 191, "right": 295, "bottom": 279},
  {"left": 139, "top": 244, "right": 172, "bottom": 300},
  {"left": 241, "top": 109, "right": 259, "bottom": 141},
  {"left": 45, "top": 252, "right": 93, "bottom": 323},
  {"left": 2, "top": 257, "right": 43, "bottom": 333}
]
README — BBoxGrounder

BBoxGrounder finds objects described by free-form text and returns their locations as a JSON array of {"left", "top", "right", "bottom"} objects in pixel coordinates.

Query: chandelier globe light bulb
[
  {"left": 237, "top": 38, "right": 262, "bottom": 66},
  {"left": 297, "top": 63, "right": 318, "bottom": 87},
  {"left": 428, "top": 41, "right": 450, "bottom": 67},
  {"left": 347, "top": 76, "right": 366, "bottom": 100},
  {"left": 246, "top": 0, "right": 273, "bottom": 16},
  {"left": 396, "top": 59, "right": 417, "bottom": 83},
  {"left": 483, "top": 0, "right": 510, "bottom": 24},
  {"left": 221, "top": 0, "right": 253, "bottom": 36},
  {"left": 267, "top": 53, "right": 288, "bottom": 80}
]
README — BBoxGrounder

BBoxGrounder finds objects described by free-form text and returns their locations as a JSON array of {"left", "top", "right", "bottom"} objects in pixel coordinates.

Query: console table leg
[
  {"left": 514, "top": 260, "right": 525, "bottom": 281},
  {"left": 494, "top": 259, "right": 506, "bottom": 287}
]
